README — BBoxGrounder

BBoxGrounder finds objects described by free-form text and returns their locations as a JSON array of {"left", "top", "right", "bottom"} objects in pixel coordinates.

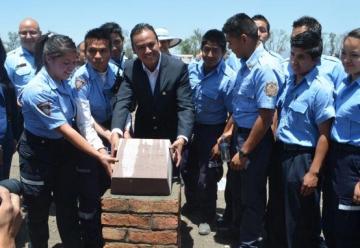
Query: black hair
[
  {"left": 222, "top": 13, "right": 259, "bottom": 40},
  {"left": 34, "top": 33, "right": 76, "bottom": 72},
  {"left": 84, "top": 28, "right": 112, "bottom": 51},
  {"left": 130, "top": 23, "right": 158, "bottom": 50},
  {"left": 291, "top": 31, "right": 323, "bottom": 59},
  {"left": 252, "top": 14, "right": 270, "bottom": 32},
  {"left": 346, "top": 28, "right": 360, "bottom": 39},
  {"left": 0, "top": 38, "right": 10, "bottom": 84},
  {"left": 292, "top": 16, "right": 322, "bottom": 36},
  {"left": 100, "top": 22, "right": 124, "bottom": 40},
  {"left": 201, "top": 29, "right": 226, "bottom": 53}
]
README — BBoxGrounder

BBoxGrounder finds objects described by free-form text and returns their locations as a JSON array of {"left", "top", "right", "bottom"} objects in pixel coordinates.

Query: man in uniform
[{"left": 222, "top": 13, "right": 282, "bottom": 247}]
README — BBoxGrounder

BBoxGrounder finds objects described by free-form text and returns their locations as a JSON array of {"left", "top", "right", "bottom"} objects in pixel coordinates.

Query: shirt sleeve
[
  {"left": 314, "top": 86, "right": 335, "bottom": 125},
  {"left": 254, "top": 67, "right": 279, "bottom": 109}
]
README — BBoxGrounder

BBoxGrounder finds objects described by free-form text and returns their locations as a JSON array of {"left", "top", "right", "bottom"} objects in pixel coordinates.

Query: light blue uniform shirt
[
  {"left": 4, "top": 47, "right": 36, "bottom": 97},
  {"left": 71, "top": 63, "right": 118, "bottom": 123},
  {"left": 331, "top": 76, "right": 360, "bottom": 146},
  {"left": 232, "top": 43, "right": 283, "bottom": 128},
  {"left": 21, "top": 67, "right": 76, "bottom": 139},
  {"left": 225, "top": 51, "right": 241, "bottom": 72},
  {"left": 276, "top": 67, "right": 335, "bottom": 147},
  {"left": 188, "top": 59, "right": 236, "bottom": 125},
  {"left": 282, "top": 55, "right": 346, "bottom": 90}
]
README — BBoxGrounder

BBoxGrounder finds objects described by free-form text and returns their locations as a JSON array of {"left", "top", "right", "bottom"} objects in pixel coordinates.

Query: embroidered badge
[
  {"left": 75, "top": 77, "right": 87, "bottom": 90},
  {"left": 37, "top": 101, "right": 51, "bottom": 116},
  {"left": 265, "top": 82, "right": 278, "bottom": 97}
]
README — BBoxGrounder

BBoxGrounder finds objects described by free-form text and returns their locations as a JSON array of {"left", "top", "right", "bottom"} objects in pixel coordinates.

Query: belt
[
  {"left": 277, "top": 141, "right": 315, "bottom": 152},
  {"left": 332, "top": 142, "right": 360, "bottom": 153},
  {"left": 23, "top": 130, "right": 65, "bottom": 146}
]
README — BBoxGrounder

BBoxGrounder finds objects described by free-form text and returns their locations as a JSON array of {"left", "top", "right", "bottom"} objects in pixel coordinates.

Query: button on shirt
[
  {"left": 232, "top": 43, "right": 282, "bottom": 128},
  {"left": 282, "top": 55, "right": 346, "bottom": 90},
  {"left": 188, "top": 59, "right": 236, "bottom": 125},
  {"left": 331, "top": 76, "right": 360, "bottom": 146},
  {"left": 5, "top": 47, "right": 36, "bottom": 98},
  {"left": 276, "top": 67, "right": 335, "bottom": 147},
  {"left": 21, "top": 67, "right": 76, "bottom": 139}
]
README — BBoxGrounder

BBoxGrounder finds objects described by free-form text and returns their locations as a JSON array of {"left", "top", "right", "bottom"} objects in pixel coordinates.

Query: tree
[
  {"left": 178, "top": 28, "right": 203, "bottom": 56},
  {"left": 266, "top": 29, "right": 290, "bottom": 57},
  {"left": 322, "top": 32, "right": 344, "bottom": 57},
  {"left": 4, "top": 32, "right": 20, "bottom": 52}
]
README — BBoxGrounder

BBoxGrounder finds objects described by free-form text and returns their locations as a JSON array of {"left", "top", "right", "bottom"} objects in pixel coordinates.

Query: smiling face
[
  {"left": 18, "top": 19, "right": 41, "bottom": 53},
  {"left": 46, "top": 51, "right": 77, "bottom": 81},
  {"left": 132, "top": 29, "right": 160, "bottom": 71},
  {"left": 85, "top": 38, "right": 111, "bottom": 72},
  {"left": 202, "top": 41, "right": 224, "bottom": 72},
  {"left": 341, "top": 36, "right": 360, "bottom": 80}
]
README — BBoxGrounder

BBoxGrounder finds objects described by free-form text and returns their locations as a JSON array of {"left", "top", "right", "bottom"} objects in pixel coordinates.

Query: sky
[{"left": 1, "top": 0, "right": 359, "bottom": 46}]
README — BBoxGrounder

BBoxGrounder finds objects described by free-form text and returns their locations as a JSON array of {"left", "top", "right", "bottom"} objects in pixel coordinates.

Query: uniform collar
[
  {"left": 19, "top": 46, "right": 33, "bottom": 57},
  {"left": 346, "top": 75, "right": 360, "bottom": 86},
  {"left": 198, "top": 59, "right": 226, "bottom": 77},
  {"left": 242, "top": 42, "right": 265, "bottom": 71},
  {"left": 290, "top": 65, "right": 318, "bottom": 87},
  {"left": 142, "top": 53, "right": 162, "bottom": 74},
  {"left": 39, "top": 67, "right": 69, "bottom": 93}
]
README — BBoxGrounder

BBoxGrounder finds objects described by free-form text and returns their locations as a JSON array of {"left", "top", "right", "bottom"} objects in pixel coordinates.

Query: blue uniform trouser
[
  {"left": 323, "top": 143, "right": 360, "bottom": 248},
  {"left": 266, "top": 142, "right": 322, "bottom": 248},
  {"left": 181, "top": 123, "right": 224, "bottom": 221},
  {"left": 0, "top": 124, "right": 14, "bottom": 180},
  {"left": 18, "top": 130, "right": 82, "bottom": 248},
  {"left": 230, "top": 127, "right": 273, "bottom": 247},
  {"left": 77, "top": 148, "right": 110, "bottom": 248}
]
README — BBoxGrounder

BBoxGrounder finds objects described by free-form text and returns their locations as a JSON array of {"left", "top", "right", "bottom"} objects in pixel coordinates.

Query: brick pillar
[{"left": 101, "top": 182, "right": 181, "bottom": 248}]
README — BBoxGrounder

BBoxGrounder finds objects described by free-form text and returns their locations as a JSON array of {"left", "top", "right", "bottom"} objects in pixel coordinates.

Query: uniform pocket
[{"left": 16, "top": 66, "right": 31, "bottom": 76}]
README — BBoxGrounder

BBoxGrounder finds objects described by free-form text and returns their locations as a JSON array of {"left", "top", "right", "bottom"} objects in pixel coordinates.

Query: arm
[
  {"left": 56, "top": 123, "right": 117, "bottom": 176},
  {"left": 0, "top": 187, "right": 21, "bottom": 248},
  {"left": 230, "top": 108, "right": 274, "bottom": 170},
  {"left": 301, "top": 119, "right": 332, "bottom": 196},
  {"left": 211, "top": 115, "right": 234, "bottom": 159}
]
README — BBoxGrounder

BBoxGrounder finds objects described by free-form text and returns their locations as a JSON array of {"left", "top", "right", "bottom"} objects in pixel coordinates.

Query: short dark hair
[
  {"left": 347, "top": 27, "right": 360, "bottom": 39},
  {"left": 252, "top": 14, "right": 270, "bottom": 32},
  {"left": 84, "top": 28, "right": 112, "bottom": 50},
  {"left": 222, "top": 13, "right": 259, "bottom": 40},
  {"left": 100, "top": 22, "right": 124, "bottom": 40},
  {"left": 201, "top": 29, "right": 226, "bottom": 53},
  {"left": 291, "top": 31, "right": 323, "bottom": 59},
  {"left": 130, "top": 23, "right": 158, "bottom": 50},
  {"left": 292, "top": 16, "right": 322, "bottom": 36}
]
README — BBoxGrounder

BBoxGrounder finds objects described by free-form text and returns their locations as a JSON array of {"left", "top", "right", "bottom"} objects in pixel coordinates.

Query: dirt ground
[{"left": 10, "top": 153, "right": 233, "bottom": 248}]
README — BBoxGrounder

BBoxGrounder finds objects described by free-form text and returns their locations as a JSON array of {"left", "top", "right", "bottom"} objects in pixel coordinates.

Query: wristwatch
[{"left": 238, "top": 150, "right": 248, "bottom": 159}]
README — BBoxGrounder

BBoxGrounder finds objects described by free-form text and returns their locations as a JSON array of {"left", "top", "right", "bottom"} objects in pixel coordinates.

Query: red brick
[
  {"left": 129, "top": 199, "right": 179, "bottom": 214},
  {"left": 102, "top": 198, "right": 129, "bottom": 212},
  {"left": 102, "top": 227, "right": 127, "bottom": 241},
  {"left": 151, "top": 215, "right": 178, "bottom": 230},
  {"left": 128, "top": 229, "right": 177, "bottom": 245},
  {"left": 102, "top": 213, "right": 151, "bottom": 229},
  {"left": 103, "top": 243, "right": 177, "bottom": 248}
]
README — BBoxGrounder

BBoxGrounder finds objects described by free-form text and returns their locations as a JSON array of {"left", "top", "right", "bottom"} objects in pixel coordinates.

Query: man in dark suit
[{"left": 110, "top": 23, "right": 194, "bottom": 166}]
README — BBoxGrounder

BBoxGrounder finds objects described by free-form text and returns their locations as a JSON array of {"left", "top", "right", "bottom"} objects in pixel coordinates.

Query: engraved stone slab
[{"left": 111, "top": 139, "right": 173, "bottom": 196}]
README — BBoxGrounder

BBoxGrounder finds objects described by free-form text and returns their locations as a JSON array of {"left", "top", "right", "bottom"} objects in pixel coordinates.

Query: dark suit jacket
[{"left": 111, "top": 53, "right": 194, "bottom": 142}]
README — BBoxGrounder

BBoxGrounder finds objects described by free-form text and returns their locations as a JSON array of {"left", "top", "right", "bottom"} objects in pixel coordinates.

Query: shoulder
[
  {"left": 22, "top": 75, "right": 52, "bottom": 104},
  {"left": 312, "top": 75, "right": 334, "bottom": 96},
  {"left": 5, "top": 47, "right": 21, "bottom": 66},
  {"left": 321, "top": 55, "right": 342, "bottom": 64},
  {"left": 71, "top": 65, "right": 90, "bottom": 90}
]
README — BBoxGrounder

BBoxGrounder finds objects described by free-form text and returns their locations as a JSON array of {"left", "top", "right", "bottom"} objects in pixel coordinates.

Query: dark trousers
[
  {"left": 0, "top": 124, "right": 14, "bottom": 180},
  {"left": 77, "top": 150, "right": 110, "bottom": 248},
  {"left": 266, "top": 142, "right": 322, "bottom": 248},
  {"left": 181, "top": 123, "right": 224, "bottom": 222},
  {"left": 18, "top": 130, "right": 82, "bottom": 248},
  {"left": 230, "top": 127, "right": 273, "bottom": 247},
  {"left": 323, "top": 143, "right": 360, "bottom": 248}
]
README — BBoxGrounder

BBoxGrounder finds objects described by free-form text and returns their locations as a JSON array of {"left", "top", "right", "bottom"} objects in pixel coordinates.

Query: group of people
[{"left": 0, "top": 11, "right": 358, "bottom": 248}]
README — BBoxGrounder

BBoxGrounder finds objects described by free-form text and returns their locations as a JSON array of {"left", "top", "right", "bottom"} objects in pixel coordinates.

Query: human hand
[
  {"left": 301, "top": 171, "right": 318, "bottom": 196},
  {"left": 0, "top": 186, "right": 22, "bottom": 248},
  {"left": 210, "top": 142, "right": 220, "bottom": 160},
  {"left": 123, "top": 130, "right": 132, "bottom": 139},
  {"left": 170, "top": 138, "right": 185, "bottom": 167},
  {"left": 98, "top": 153, "right": 118, "bottom": 177},
  {"left": 353, "top": 182, "right": 360, "bottom": 204},
  {"left": 230, "top": 152, "right": 248, "bottom": 171},
  {"left": 110, "top": 132, "right": 122, "bottom": 157}
]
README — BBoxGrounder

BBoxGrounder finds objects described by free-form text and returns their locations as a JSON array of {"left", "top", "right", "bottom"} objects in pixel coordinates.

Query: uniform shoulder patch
[
  {"left": 75, "top": 77, "right": 87, "bottom": 90},
  {"left": 37, "top": 101, "right": 51, "bottom": 116},
  {"left": 265, "top": 81, "right": 278, "bottom": 97}
]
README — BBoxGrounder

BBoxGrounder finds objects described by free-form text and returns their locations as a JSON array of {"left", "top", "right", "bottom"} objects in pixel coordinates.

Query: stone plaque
[{"left": 111, "top": 138, "right": 173, "bottom": 196}]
